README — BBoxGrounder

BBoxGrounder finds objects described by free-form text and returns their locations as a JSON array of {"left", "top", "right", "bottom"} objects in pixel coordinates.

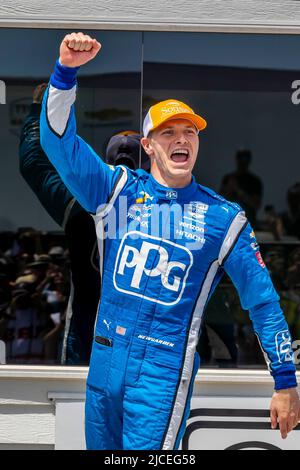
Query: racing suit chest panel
[
  {"left": 97, "top": 172, "right": 234, "bottom": 325},
  {"left": 92, "top": 172, "right": 233, "bottom": 387}
]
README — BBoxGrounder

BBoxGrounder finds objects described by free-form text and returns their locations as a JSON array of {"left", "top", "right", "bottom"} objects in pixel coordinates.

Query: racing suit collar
[{"left": 148, "top": 173, "right": 198, "bottom": 202}]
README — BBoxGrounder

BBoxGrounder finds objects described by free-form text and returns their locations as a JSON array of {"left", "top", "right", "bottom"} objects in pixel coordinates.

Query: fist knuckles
[
  {"left": 59, "top": 32, "right": 101, "bottom": 67},
  {"left": 64, "top": 32, "right": 95, "bottom": 52}
]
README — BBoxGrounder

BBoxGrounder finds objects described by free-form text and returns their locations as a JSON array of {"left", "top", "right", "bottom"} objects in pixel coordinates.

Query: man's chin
[{"left": 169, "top": 166, "right": 192, "bottom": 177}]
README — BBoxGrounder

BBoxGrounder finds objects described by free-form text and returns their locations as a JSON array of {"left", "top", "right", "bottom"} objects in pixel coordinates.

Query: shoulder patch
[{"left": 198, "top": 183, "right": 242, "bottom": 212}]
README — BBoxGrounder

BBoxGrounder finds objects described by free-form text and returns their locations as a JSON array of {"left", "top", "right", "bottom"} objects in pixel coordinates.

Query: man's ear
[{"left": 141, "top": 137, "right": 154, "bottom": 156}]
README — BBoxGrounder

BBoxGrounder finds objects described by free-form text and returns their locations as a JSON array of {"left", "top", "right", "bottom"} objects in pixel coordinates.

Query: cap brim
[
  {"left": 151, "top": 113, "right": 207, "bottom": 134},
  {"left": 27, "top": 262, "right": 49, "bottom": 268}
]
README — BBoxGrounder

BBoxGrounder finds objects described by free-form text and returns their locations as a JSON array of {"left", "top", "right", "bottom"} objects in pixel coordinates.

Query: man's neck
[{"left": 151, "top": 166, "right": 192, "bottom": 189}]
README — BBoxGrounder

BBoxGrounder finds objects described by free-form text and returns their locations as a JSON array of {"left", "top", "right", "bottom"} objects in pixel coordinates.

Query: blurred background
[{"left": 1, "top": 29, "right": 300, "bottom": 367}]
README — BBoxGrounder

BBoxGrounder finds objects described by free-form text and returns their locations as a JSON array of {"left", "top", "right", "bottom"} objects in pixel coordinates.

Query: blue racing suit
[{"left": 40, "top": 60, "right": 297, "bottom": 450}]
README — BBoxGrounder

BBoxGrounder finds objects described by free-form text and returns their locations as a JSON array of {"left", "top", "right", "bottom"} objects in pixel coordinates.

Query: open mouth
[{"left": 170, "top": 149, "right": 189, "bottom": 163}]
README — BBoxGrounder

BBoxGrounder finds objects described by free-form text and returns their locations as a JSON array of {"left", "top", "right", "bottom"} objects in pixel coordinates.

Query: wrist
[
  {"left": 58, "top": 58, "right": 79, "bottom": 69},
  {"left": 275, "top": 387, "right": 298, "bottom": 393},
  {"left": 50, "top": 59, "right": 80, "bottom": 91}
]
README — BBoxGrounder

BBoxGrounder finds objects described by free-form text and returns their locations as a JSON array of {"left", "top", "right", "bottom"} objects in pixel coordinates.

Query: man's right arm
[{"left": 40, "top": 33, "right": 126, "bottom": 214}]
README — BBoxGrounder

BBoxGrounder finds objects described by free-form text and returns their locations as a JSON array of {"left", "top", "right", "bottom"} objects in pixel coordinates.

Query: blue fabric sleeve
[
  {"left": 50, "top": 59, "right": 79, "bottom": 90},
  {"left": 223, "top": 221, "right": 297, "bottom": 390},
  {"left": 40, "top": 60, "right": 123, "bottom": 214}
]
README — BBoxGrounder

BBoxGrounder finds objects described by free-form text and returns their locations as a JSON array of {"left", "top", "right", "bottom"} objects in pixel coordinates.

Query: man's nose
[{"left": 175, "top": 133, "right": 188, "bottom": 144}]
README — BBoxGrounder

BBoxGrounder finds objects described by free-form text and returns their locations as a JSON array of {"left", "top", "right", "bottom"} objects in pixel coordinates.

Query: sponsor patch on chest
[{"left": 113, "top": 231, "right": 193, "bottom": 305}]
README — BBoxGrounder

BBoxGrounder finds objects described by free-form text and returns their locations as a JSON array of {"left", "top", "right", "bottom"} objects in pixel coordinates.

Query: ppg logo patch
[{"left": 113, "top": 231, "right": 193, "bottom": 305}]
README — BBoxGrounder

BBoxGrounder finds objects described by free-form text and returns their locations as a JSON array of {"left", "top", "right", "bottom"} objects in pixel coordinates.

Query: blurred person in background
[
  {"left": 220, "top": 149, "right": 263, "bottom": 228},
  {"left": 19, "top": 83, "right": 149, "bottom": 364},
  {"left": 281, "top": 183, "right": 300, "bottom": 240},
  {"left": 264, "top": 247, "right": 287, "bottom": 291},
  {"left": 37, "top": 268, "right": 69, "bottom": 362},
  {"left": 5, "top": 285, "right": 52, "bottom": 363},
  {"left": 261, "top": 205, "right": 284, "bottom": 241}
]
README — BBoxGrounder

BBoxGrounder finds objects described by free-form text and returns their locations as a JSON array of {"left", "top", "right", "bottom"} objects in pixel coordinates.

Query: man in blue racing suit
[{"left": 40, "top": 32, "right": 300, "bottom": 450}]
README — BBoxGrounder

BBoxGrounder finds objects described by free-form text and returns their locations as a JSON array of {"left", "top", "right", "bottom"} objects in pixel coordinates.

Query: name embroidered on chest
[{"left": 137, "top": 334, "right": 175, "bottom": 348}]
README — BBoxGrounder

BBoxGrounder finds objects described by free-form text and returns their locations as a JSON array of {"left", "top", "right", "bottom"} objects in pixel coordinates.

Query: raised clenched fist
[{"left": 59, "top": 32, "right": 101, "bottom": 68}]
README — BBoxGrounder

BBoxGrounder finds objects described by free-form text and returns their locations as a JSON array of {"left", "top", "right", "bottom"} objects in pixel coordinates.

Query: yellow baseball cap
[{"left": 143, "top": 99, "right": 207, "bottom": 137}]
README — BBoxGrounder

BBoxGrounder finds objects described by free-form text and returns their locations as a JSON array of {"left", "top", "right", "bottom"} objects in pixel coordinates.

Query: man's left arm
[{"left": 223, "top": 213, "right": 300, "bottom": 439}]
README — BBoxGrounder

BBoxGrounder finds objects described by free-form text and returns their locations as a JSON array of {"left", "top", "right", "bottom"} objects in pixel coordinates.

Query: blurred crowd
[
  {"left": 0, "top": 229, "right": 70, "bottom": 363},
  {"left": 220, "top": 149, "right": 300, "bottom": 240}
]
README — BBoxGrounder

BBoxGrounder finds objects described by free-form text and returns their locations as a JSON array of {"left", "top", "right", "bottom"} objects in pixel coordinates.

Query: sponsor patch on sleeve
[{"left": 255, "top": 251, "right": 266, "bottom": 268}]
